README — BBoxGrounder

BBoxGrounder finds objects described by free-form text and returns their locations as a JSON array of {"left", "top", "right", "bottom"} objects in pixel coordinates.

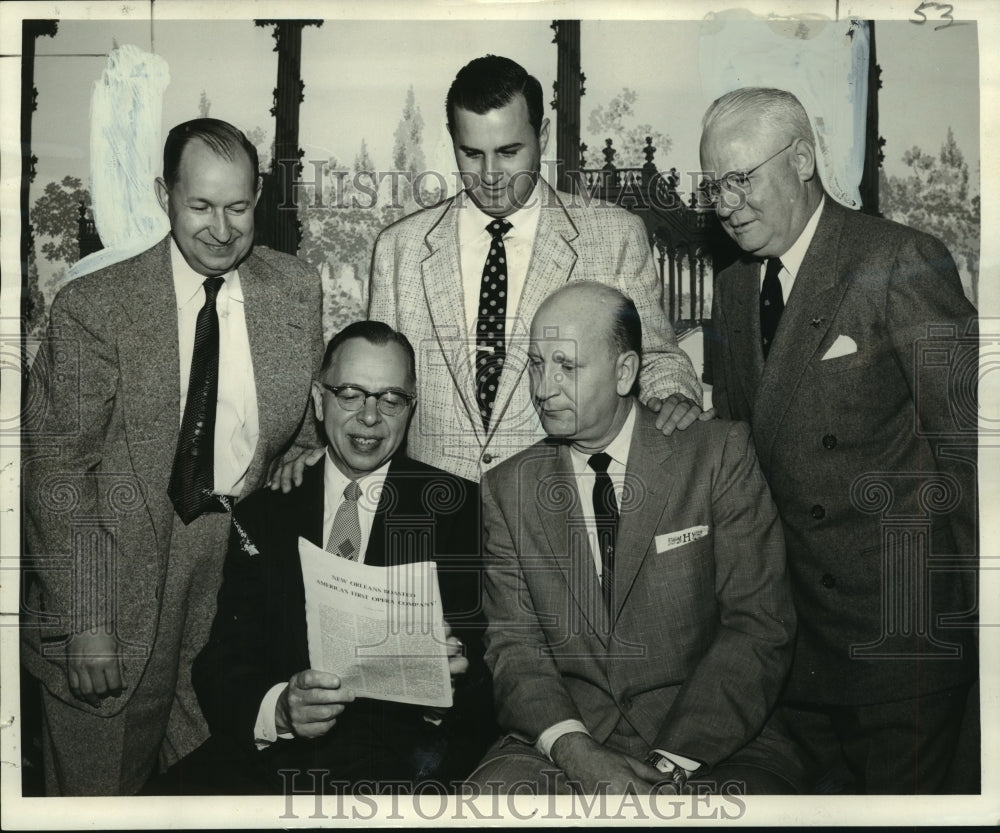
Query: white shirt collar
[
  {"left": 569, "top": 401, "right": 637, "bottom": 474},
  {"left": 457, "top": 176, "right": 544, "bottom": 244},
  {"left": 776, "top": 195, "right": 825, "bottom": 279},
  {"left": 169, "top": 237, "right": 243, "bottom": 307}
]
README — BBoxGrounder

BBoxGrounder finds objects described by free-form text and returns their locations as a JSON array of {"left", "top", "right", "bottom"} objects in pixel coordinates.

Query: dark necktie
[
  {"left": 588, "top": 452, "right": 619, "bottom": 616},
  {"left": 168, "top": 276, "right": 225, "bottom": 524},
  {"left": 326, "top": 480, "right": 362, "bottom": 561},
  {"left": 475, "top": 218, "right": 513, "bottom": 430},
  {"left": 760, "top": 257, "right": 785, "bottom": 359}
]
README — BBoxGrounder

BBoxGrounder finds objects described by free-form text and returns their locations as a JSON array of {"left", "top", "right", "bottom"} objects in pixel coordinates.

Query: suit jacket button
[
  {"left": 821, "top": 573, "right": 836, "bottom": 589},
  {"left": 811, "top": 504, "right": 825, "bottom": 520},
  {"left": 482, "top": 453, "right": 494, "bottom": 464},
  {"left": 621, "top": 697, "right": 633, "bottom": 710},
  {"left": 822, "top": 434, "right": 837, "bottom": 449}
]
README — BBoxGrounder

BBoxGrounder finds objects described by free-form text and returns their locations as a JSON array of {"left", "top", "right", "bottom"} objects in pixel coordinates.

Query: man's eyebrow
[{"left": 458, "top": 142, "right": 524, "bottom": 155}]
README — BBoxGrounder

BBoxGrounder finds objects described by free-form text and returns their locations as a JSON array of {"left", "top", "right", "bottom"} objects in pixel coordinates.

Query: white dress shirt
[
  {"left": 457, "top": 177, "right": 543, "bottom": 343},
  {"left": 758, "top": 196, "right": 826, "bottom": 300},
  {"left": 254, "top": 454, "right": 392, "bottom": 746},
  {"left": 170, "top": 239, "right": 258, "bottom": 497},
  {"left": 536, "top": 403, "right": 700, "bottom": 775}
]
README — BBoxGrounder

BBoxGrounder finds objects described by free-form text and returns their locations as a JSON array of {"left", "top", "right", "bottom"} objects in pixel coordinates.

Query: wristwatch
[{"left": 645, "top": 751, "right": 688, "bottom": 791}]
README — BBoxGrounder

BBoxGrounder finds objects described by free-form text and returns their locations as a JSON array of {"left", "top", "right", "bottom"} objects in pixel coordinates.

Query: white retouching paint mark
[
  {"left": 66, "top": 44, "right": 171, "bottom": 285},
  {"left": 698, "top": 15, "right": 869, "bottom": 211}
]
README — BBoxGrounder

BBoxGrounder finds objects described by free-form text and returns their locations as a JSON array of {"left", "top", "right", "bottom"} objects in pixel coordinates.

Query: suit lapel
[
  {"left": 298, "top": 460, "right": 326, "bottom": 548},
  {"left": 753, "top": 201, "right": 852, "bottom": 469},
  {"left": 365, "top": 456, "right": 424, "bottom": 567},
  {"left": 535, "top": 442, "right": 610, "bottom": 646},
  {"left": 613, "top": 407, "right": 674, "bottom": 623},
  {"left": 240, "top": 248, "right": 310, "bottom": 488},
  {"left": 117, "top": 236, "right": 180, "bottom": 558},
  {"left": 289, "top": 461, "right": 325, "bottom": 671},
  {"left": 489, "top": 183, "right": 579, "bottom": 437},
  {"left": 724, "top": 258, "right": 766, "bottom": 408},
  {"left": 421, "top": 200, "right": 485, "bottom": 443}
]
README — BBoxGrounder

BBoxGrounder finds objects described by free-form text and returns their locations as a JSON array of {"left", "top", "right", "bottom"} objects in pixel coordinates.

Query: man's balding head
[{"left": 528, "top": 282, "right": 641, "bottom": 451}]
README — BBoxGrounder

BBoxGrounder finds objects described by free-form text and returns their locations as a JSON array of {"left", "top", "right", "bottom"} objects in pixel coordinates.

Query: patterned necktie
[
  {"left": 760, "top": 257, "right": 785, "bottom": 359},
  {"left": 475, "top": 218, "right": 513, "bottom": 430},
  {"left": 327, "top": 480, "right": 363, "bottom": 561},
  {"left": 588, "top": 452, "right": 619, "bottom": 616},
  {"left": 168, "top": 276, "right": 225, "bottom": 524}
]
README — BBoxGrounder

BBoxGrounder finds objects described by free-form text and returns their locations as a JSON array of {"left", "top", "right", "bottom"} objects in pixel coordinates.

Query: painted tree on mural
[
  {"left": 584, "top": 87, "right": 673, "bottom": 169},
  {"left": 299, "top": 87, "right": 432, "bottom": 337},
  {"left": 25, "top": 176, "right": 92, "bottom": 334},
  {"left": 880, "top": 128, "right": 980, "bottom": 304},
  {"left": 392, "top": 85, "right": 440, "bottom": 211},
  {"left": 31, "top": 176, "right": 91, "bottom": 266}
]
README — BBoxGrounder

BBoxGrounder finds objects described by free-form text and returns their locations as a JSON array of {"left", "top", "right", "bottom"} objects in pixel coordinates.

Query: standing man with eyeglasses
[
  {"left": 701, "top": 87, "right": 978, "bottom": 794},
  {"left": 21, "top": 118, "right": 322, "bottom": 795},
  {"left": 189, "top": 321, "right": 494, "bottom": 794}
]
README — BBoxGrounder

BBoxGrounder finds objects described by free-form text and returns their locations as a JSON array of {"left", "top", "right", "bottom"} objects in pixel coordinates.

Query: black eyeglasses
[
  {"left": 702, "top": 141, "right": 794, "bottom": 208},
  {"left": 321, "top": 384, "right": 415, "bottom": 416}
]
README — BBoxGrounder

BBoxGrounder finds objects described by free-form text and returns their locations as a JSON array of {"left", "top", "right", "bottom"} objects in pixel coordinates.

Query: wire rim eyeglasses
[{"left": 702, "top": 140, "right": 795, "bottom": 206}]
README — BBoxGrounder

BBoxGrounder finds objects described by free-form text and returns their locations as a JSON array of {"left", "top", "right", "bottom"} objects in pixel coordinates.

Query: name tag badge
[{"left": 655, "top": 525, "right": 709, "bottom": 553}]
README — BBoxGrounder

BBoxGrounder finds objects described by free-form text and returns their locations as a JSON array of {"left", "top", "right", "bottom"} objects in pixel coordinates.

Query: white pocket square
[
  {"left": 821, "top": 334, "right": 857, "bottom": 361},
  {"left": 655, "top": 525, "right": 709, "bottom": 553}
]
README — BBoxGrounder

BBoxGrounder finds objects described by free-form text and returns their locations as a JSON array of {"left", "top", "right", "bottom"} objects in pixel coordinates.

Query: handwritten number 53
[{"left": 911, "top": 1, "right": 957, "bottom": 30}]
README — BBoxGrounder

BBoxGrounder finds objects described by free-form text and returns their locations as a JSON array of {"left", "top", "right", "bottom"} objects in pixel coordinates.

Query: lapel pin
[{"left": 810, "top": 317, "right": 824, "bottom": 328}]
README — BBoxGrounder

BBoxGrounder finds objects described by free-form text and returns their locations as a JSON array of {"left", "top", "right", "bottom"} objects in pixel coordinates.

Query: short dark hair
[
  {"left": 320, "top": 320, "right": 417, "bottom": 388},
  {"left": 162, "top": 118, "right": 259, "bottom": 188},
  {"left": 445, "top": 55, "right": 544, "bottom": 136},
  {"left": 608, "top": 293, "right": 643, "bottom": 359}
]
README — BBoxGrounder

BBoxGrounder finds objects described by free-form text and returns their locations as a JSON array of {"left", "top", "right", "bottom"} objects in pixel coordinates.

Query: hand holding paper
[
  {"left": 275, "top": 669, "right": 356, "bottom": 739},
  {"left": 298, "top": 537, "right": 454, "bottom": 708}
]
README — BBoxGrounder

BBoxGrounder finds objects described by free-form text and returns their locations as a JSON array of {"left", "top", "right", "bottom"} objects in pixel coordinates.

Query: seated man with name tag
[
  {"left": 466, "top": 282, "right": 804, "bottom": 795},
  {"left": 175, "top": 321, "right": 495, "bottom": 794}
]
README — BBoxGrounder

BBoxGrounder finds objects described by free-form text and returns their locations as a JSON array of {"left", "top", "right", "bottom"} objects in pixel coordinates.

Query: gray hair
[{"left": 702, "top": 87, "right": 815, "bottom": 146}]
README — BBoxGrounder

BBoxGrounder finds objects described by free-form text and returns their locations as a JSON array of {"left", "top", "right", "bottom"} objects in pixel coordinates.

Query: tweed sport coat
[
  {"left": 480, "top": 405, "right": 796, "bottom": 769},
  {"left": 21, "top": 235, "right": 323, "bottom": 715},
  {"left": 369, "top": 179, "right": 701, "bottom": 483},
  {"left": 708, "top": 199, "right": 978, "bottom": 705}
]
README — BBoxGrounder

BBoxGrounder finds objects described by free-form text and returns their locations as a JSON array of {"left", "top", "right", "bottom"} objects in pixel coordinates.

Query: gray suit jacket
[
  {"left": 709, "top": 199, "right": 978, "bottom": 704},
  {"left": 21, "top": 235, "right": 323, "bottom": 714},
  {"left": 369, "top": 179, "right": 701, "bottom": 482},
  {"left": 480, "top": 405, "right": 795, "bottom": 769}
]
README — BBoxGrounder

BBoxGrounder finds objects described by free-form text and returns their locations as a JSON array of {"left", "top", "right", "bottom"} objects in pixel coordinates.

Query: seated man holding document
[{"left": 189, "top": 321, "right": 494, "bottom": 794}]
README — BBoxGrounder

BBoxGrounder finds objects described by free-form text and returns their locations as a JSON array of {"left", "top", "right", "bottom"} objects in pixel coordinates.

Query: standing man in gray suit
[
  {"left": 468, "top": 282, "right": 801, "bottom": 795},
  {"left": 368, "top": 55, "right": 703, "bottom": 484},
  {"left": 701, "top": 87, "right": 978, "bottom": 793},
  {"left": 21, "top": 118, "right": 323, "bottom": 795}
]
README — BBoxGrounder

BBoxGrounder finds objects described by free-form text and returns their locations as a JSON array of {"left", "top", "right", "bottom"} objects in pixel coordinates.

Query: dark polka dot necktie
[
  {"left": 475, "top": 218, "right": 513, "bottom": 430},
  {"left": 168, "top": 276, "right": 224, "bottom": 524},
  {"left": 760, "top": 257, "right": 785, "bottom": 359}
]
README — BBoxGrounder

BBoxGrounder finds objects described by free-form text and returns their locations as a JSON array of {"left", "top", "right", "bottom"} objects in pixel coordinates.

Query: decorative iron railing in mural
[{"left": 577, "top": 136, "right": 729, "bottom": 335}]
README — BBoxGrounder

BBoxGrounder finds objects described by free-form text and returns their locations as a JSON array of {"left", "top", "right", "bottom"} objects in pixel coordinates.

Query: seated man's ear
[
  {"left": 615, "top": 351, "right": 641, "bottom": 396},
  {"left": 154, "top": 177, "right": 170, "bottom": 213},
  {"left": 310, "top": 381, "right": 325, "bottom": 421}
]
